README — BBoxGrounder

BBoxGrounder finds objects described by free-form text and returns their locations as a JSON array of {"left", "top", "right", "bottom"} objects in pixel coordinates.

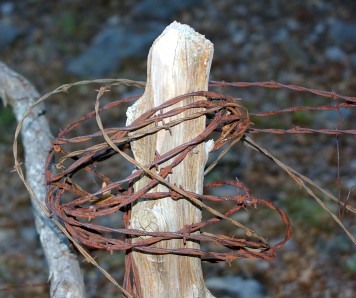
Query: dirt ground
[{"left": 0, "top": 1, "right": 355, "bottom": 297}]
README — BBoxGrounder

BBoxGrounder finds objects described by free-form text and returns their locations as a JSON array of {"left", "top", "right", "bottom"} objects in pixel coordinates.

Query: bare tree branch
[{"left": 0, "top": 61, "right": 86, "bottom": 298}]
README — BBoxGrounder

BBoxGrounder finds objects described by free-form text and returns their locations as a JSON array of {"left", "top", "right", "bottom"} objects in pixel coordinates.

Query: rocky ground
[{"left": 0, "top": 1, "right": 355, "bottom": 297}]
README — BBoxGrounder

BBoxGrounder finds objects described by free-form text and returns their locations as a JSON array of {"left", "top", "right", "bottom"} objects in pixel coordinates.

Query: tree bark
[
  {"left": 127, "top": 22, "right": 215, "bottom": 298},
  {"left": 0, "top": 61, "right": 86, "bottom": 298}
]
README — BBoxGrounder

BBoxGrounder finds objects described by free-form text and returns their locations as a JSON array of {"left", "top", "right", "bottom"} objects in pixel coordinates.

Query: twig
[{"left": 0, "top": 61, "right": 86, "bottom": 298}]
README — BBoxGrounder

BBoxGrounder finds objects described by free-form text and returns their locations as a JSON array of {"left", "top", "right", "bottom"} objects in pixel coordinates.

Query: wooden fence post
[{"left": 127, "top": 22, "right": 214, "bottom": 297}]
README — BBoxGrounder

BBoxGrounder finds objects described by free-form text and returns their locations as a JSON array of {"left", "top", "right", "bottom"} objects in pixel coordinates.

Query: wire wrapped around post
[
  {"left": 45, "top": 88, "right": 292, "bottom": 283},
  {"left": 44, "top": 78, "right": 355, "bottom": 296}
]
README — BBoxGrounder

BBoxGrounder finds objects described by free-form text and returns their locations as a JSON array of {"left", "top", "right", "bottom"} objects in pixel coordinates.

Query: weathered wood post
[{"left": 127, "top": 22, "right": 214, "bottom": 297}]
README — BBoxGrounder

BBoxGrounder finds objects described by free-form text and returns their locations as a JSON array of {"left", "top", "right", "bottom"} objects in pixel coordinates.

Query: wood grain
[{"left": 127, "top": 22, "right": 215, "bottom": 298}]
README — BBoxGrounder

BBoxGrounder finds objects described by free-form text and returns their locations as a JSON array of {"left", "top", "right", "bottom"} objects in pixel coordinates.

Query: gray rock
[
  {"left": 0, "top": 23, "right": 20, "bottom": 52},
  {"left": 314, "top": 107, "right": 351, "bottom": 129},
  {"left": 206, "top": 276, "right": 264, "bottom": 298},
  {"left": 272, "top": 27, "right": 289, "bottom": 43},
  {"left": 0, "top": 228, "right": 16, "bottom": 242},
  {"left": 351, "top": 53, "right": 356, "bottom": 69},
  {"left": 325, "top": 46, "right": 346, "bottom": 63},
  {"left": 66, "top": 22, "right": 165, "bottom": 77},
  {"left": 0, "top": 2, "right": 14, "bottom": 15},
  {"left": 20, "top": 226, "right": 38, "bottom": 242},
  {"left": 329, "top": 20, "right": 356, "bottom": 46},
  {"left": 281, "top": 39, "right": 309, "bottom": 66},
  {"left": 286, "top": 18, "right": 300, "bottom": 31},
  {"left": 231, "top": 29, "right": 247, "bottom": 45},
  {"left": 132, "top": 0, "right": 201, "bottom": 20}
]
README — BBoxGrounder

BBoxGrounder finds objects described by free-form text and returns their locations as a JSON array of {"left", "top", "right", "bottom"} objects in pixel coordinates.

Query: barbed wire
[
  {"left": 249, "top": 127, "right": 356, "bottom": 135},
  {"left": 42, "top": 80, "right": 355, "bottom": 296},
  {"left": 209, "top": 80, "right": 356, "bottom": 103},
  {"left": 46, "top": 90, "right": 290, "bottom": 257}
]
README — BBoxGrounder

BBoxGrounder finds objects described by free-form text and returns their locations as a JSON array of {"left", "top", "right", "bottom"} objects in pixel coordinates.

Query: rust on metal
[{"left": 45, "top": 80, "right": 355, "bottom": 295}]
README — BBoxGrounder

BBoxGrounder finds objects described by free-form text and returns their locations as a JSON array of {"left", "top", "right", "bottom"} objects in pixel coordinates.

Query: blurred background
[{"left": 0, "top": 0, "right": 355, "bottom": 297}]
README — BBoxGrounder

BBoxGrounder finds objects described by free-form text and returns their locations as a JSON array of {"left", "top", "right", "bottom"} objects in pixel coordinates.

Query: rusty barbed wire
[
  {"left": 45, "top": 80, "right": 355, "bottom": 295},
  {"left": 250, "top": 102, "right": 355, "bottom": 116},
  {"left": 249, "top": 127, "right": 356, "bottom": 135},
  {"left": 46, "top": 90, "right": 289, "bottom": 255},
  {"left": 209, "top": 80, "right": 356, "bottom": 136},
  {"left": 209, "top": 80, "right": 356, "bottom": 103}
]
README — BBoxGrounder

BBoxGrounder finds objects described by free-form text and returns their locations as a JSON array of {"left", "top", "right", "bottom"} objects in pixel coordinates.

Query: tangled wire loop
[{"left": 45, "top": 88, "right": 292, "bottom": 263}]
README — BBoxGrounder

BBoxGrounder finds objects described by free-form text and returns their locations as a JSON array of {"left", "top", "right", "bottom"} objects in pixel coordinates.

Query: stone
[
  {"left": 206, "top": 276, "right": 264, "bottom": 298},
  {"left": 66, "top": 22, "right": 165, "bottom": 77},
  {"left": 325, "top": 46, "right": 346, "bottom": 63},
  {"left": 132, "top": 0, "right": 201, "bottom": 20},
  {"left": 0, "top": 23, "right": 20, "bottom": 52},
  {"left": 350, "top": 53, "right": 356, "bottom": 68},
  {"left": 329, "top": 20, "right": 356, "bottom": 46}
]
